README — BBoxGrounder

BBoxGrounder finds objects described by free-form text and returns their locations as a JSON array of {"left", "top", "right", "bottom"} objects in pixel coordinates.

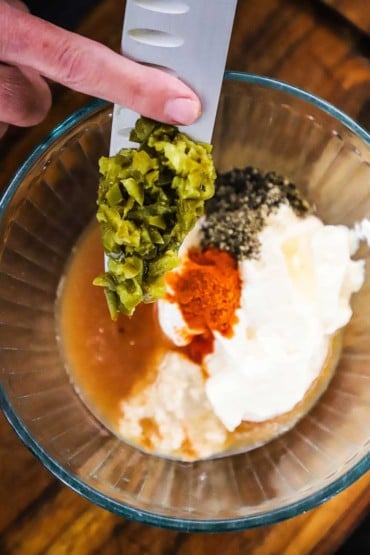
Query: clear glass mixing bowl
[{"left": 0, "top": 73, "right": 369, "bottom": 532}]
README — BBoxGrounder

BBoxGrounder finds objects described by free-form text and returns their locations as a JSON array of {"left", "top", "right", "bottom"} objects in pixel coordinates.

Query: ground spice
[
  {"left": 202, "top": 167, "right": 311, "bottom": 260},
  {"left": 165, "top": 248, "right": 242, "bottom": 363},
  {"left": 185, "top": 332, "right": 214, "bottom": 365}
]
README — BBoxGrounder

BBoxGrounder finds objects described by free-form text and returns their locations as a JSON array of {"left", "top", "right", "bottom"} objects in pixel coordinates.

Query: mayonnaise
[{"left": 159, "top": 205, "right": 365, "bottom": 431}]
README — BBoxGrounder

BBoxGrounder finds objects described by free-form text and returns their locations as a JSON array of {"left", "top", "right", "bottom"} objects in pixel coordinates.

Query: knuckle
[
  {"left": 0, "top": 65, "right": 50, "bottom": 126},
  {"left": 125, "top": 75, "right": 150, "bottom": 111},
  {"left": 0, "top": 69, "right": 27, "bottom": 120},
  {"left": 54, "top": 40, "right": 87, "bottom": 88}
]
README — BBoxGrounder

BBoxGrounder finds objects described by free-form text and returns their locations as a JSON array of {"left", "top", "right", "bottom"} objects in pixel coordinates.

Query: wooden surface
[
  {"left": 0, "top": 0, "right": 370, "bottom": 553},
  {"left": 321, "top": 0, "right": 370, "bottom": 35}
]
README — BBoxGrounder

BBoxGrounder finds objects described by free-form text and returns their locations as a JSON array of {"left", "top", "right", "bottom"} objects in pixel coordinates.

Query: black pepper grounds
[{"left": 201, "top": 167, "right": 311, "bottom": 260}]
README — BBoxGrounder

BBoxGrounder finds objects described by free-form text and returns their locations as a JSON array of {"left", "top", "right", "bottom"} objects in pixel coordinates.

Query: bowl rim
[{"left": 0, "top": 71, "right": 369, "bottom": 532}]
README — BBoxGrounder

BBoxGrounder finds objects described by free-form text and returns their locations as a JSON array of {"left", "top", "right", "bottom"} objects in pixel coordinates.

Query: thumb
[{"left": 0, "top": 3, "right": 201, "bottom": 125}]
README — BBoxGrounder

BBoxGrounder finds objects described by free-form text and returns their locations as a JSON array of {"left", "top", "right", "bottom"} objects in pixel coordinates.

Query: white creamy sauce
[
  {"left": 120, "top": 204, "right": 367, "bottom": 455},
  {"left": 353, "top": 219, "right": 370, "bottom": 248},
  {"left": 205, "top": 206, "right": 365, "bottom": 430},
  {"left": 157, "top": 205, "right": 365, "bottom": 431}
]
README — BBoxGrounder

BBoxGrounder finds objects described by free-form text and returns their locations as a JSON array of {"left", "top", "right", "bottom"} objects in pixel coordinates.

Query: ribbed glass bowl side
[{"left": 0, "top": 75, "right": 369, "bottom": 531}]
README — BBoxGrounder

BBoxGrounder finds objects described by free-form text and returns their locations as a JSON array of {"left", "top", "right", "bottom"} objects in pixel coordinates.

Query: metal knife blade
[{"left": 110, "top": 0, "right": 238, "bottom": 155}]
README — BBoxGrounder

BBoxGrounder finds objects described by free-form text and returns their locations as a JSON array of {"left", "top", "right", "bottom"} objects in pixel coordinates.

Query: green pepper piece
[
  {"left": 147, "top": 250, "right": 178, "bottom": 278},
  {"left": 104, "top": 289, "right": 119, "bottom": 320},
  {"left": 95, "top": 116, "right": 216, "bottom": 318},
  {"left": 108, "top": 256, "right": 143, "bottom": 279},
  {"left": 147, "top": 215, "right": 166, "bottom": 229},
  {"left": 116, "top": 278, "right": 143, "bottom": 316},
  {"left": 106, "top": 183, "right": 123, "bottom": 206},
  {"left": 121, "top": 177, "right": 144, "bottom": 206}
]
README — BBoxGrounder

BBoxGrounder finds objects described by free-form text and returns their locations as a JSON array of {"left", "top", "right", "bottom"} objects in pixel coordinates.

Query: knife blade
[{"left": 110, "top": 0, "right": 238, "bottom": 155}]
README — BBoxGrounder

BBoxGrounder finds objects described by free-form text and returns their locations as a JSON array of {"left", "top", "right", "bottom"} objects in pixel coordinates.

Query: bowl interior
[{"left": 0, "top": 76, "right": 370, "bottom": 530}]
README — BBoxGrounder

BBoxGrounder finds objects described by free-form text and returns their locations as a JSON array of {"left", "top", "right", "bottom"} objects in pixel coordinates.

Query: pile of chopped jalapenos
[{"left": 93, "top": 117, "right": 216, "bottom": 319}]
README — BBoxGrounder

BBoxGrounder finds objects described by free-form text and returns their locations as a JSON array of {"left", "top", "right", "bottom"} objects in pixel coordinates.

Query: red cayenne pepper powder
[
  {"left": 185, "top": 333, "right": 214, "bottom": 365},
  {"left": 165, "top": 248, "right": 242, "bottom": 363}
]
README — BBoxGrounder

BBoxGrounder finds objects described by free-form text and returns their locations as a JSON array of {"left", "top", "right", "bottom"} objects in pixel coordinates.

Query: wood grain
[
  {"left": 321, "top": 0, "right": 370, "bottom": 35},
  {"left": 0, "top": 0, "right": 369, "bottom": 553},
  {"left": 0, "top": 471, "right": 369, "bottom": 555}
]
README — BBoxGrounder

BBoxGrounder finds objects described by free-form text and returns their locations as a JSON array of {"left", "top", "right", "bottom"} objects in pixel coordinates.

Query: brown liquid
[
  {"left": 58, "top": 222, "right": 342, "bottom": 460},
  {"left": 58, "top": 221, "right": 170, "bottom": 431}
]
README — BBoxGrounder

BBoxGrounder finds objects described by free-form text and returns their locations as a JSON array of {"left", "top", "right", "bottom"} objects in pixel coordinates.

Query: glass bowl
[{"left": 0, "top": 72, "right": 370, "bottom": 532}]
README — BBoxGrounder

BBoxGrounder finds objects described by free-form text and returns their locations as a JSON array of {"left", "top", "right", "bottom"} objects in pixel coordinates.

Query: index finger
[{"left": 0, "top": 3, "right": 201, "bottom": 125}]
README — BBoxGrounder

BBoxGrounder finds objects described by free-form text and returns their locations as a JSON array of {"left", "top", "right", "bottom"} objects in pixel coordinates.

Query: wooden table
[{"left": 1, "top": 0, "right": 369, "bottom": 553}]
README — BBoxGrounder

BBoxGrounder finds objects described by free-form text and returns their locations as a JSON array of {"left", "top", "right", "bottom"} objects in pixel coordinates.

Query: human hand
[{"left": 0, "top": 0, "right": 201, "bottom": 138}]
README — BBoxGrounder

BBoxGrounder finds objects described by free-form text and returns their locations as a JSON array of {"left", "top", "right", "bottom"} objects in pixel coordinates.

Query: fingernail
[{"left": 164, "top": 98, "right": 200, "bottom": 125}]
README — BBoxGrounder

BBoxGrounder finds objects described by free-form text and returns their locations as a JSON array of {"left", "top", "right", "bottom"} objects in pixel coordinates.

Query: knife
[{"left": 109, "top": 0, "right": 238, "bottom": 155}]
